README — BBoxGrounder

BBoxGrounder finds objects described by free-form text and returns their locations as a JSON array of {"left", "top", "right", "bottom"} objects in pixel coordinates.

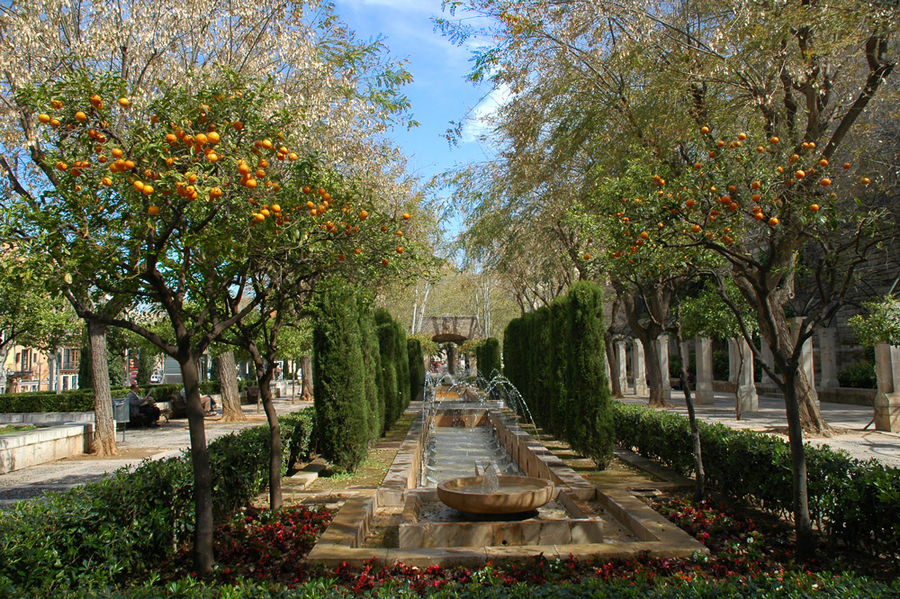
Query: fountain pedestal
[{"left": 437, "top": 475, "right": 555, "bottom": 514}]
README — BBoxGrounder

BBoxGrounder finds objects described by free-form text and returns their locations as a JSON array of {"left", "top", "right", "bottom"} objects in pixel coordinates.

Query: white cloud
[{"left": 460, "top": 83, "right": 511, "bottom": 143}]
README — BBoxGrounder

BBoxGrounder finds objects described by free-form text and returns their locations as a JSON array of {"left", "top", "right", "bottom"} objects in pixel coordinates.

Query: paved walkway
[
  {"left": 0, "top": 399, "right": 311, "bottom": 508},
  {"left": 618, "top": 391, "right": 900, "bottom": 467}
]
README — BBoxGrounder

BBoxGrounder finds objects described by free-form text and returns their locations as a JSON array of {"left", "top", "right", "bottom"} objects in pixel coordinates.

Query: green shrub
[
  {"left": 0, "top": 410, "right": 314, "bottom": 593},
  {"left": 313, "top": 280, "right": 369, "bottom": 471},
  {"left": 837, "top": 360, "right": 876, "bottom": 388},
  {"left": 613, "top": 402, "right": 900, "bottom": 558}
]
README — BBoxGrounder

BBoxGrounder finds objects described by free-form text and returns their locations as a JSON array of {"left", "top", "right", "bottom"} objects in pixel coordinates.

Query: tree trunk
[
  {"left": 781, "top": 368, "right": 816, "bottom": 557},
  {"left": 87, "top": 319, "right": 117, "bottom": 456},
  {"left": 217, "top": 351, "right": 244, "bottom": 422},
  {"left": 795, "top": 368, "right": 827, "bottom": 434},
  {"left": 180, "top": 352, "right": 215, "bottom": 575},
  {"left": 676, "top": 323, "right": 704, "bottom": 500},
  {"left": 604, "top": 332, "right": 623, "bottom": 398},
  {"left": 300, "top": 354, "right": 313, "bottom": 402},
  {"left": 642, "top": 334, "right": 666, "bottom": 407},
  {"left": 258, "top": 365, "right": 282, "bottom": 511}
]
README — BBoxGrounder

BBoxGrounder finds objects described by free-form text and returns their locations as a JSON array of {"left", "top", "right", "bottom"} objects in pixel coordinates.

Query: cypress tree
[
  {"left": 312, "top": 279, "right": 368, "bottom": 471},
  {"left": 567, "top": 281, "right": 614, "bottom": 467},
  {"left": 479, "top": 337, "right": 501, "bottom": 379},
  {"left": 394, "top": 321, "right": 410, "bottom": 411},
  {"left": 549, "top": 295, "right": 570, "bottom": 440},
  {"left": 408, "top": 338, "right": 425, "bottom": 403},
  {"left": 357, "top": 291, "right": 383, "bottom": 443},
  {"left": 374, "top": 309, "right": 400, "bottom": 431}
]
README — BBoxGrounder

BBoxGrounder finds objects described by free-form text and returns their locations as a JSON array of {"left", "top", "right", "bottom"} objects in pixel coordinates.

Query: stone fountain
[{"left": 437, "top": 474, "right": 555, "bottom": 514}]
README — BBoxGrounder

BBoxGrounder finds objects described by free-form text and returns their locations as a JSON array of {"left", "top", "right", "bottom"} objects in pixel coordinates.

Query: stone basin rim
[{"left": 437, "top": 475, "right": 555, "bottom": 514}]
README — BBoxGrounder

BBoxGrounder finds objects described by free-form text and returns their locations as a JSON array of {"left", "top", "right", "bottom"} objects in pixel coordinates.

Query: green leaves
[{"left": 848, "top": 295, "right": 900, "bottom": 347}]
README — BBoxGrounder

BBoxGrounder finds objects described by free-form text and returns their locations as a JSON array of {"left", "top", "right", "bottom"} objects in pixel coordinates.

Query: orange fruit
[
  {"left": 148, "top": 205, "right": 160, "bottom": 215},
  {"left": 842, "top": 162, "right": 851, "bottom": 170},
  {"left": 111, "top": 148, "right": 124, "bottom": 158},
  {"left": 142, "top": 185, "right": 154, "bottom": 195},
  {"left": 37, "top": 113, "right": 50, "bottom": 124},
  {"left": 359, "top": 210, "right": 369, "bottom": 220},
  {"left": 860, "top": 177, "right": 871, "bottom": 185},
  {"left": 51, "top": 99, "right": 63, "bottom": 109},
  {"left": 769, "top": 136, "right": 779, "bottom": 144},
  {"left": 396, "top": 246, "right": 404, "bottom": 254},
  {"left": 244, "top": 178, "right": 258, "bottom": 189},
  {"left": 381, "top": 258, "right": 389, "bottom": 266},
  {"left": 90, "top": 94, "right": 102, "bottom": 108},
  {"left": 118, "top": 97, "right": 130, "bottom": 107},
  {"left": 795, "top": 170, "right": 806, "bottom": 179},
  {"left": 206, "top": 152, "right": 219, "bottom": 163},
  {"left": 768, "top": 217, "right": 779, "bottom": 226},
  {"left": 819, "top": 159, "right": 829, "bottom": 167},
  {"left": 691, "top": 224, "right": 702, "bottom": 233},
  {"left": 700, "top": 126, "right": 710, "bottom": 134},
  {"left": 810, "top": 204, "right": 820, "bottom": 212},
  {"left": 195, "top": 133, "right": 208, "bottom": 145},
  {"left": 232, "top": 121, "right": 243, "bottom": 130},
  {"left": 209, "top": 187, "right": 223, "bottom": 199},
  {"left": 819, "top": 178, "right": 831, "bottom": 187},
  {"left": 208, "top": 131, "right": 220, "bottom": 144}
]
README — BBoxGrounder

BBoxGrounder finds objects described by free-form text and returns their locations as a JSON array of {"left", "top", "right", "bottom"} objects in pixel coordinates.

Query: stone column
[
  {"left": 604, "top": 348, "right": 612, "bottom": 384},
  {"left": 632, "top": 339, "right": 648, "bottom": 396},
  {"left": 728, "top": 338, "right": 739, "bottom": 386},
  {"left": 680, "top": 340, "right": 691, "bottom": 388},
  {"left": 735, "top": 338, "right": 759, "bottom": 413},
  {"left": 695, "top": 337, "right": 714, "bottom": 405},
  {"left": 657, "top": 334, "right": 672, "bottom": 402},
  {"left": 791, "top": 318, "right": 818, "bottom": 404},
  {"left": 760, "top": 343, "right": 775, "bottom": 387},
  {"left": 447, "top": 344, "right": 457, "bottom": 376},
  {"left": 874, "top": 343, "right": 900, "bottom": 432},
  {"left": 817, "top": 327, "right": 840, "bottom": 391},
  {"left": 616, "top": 341, "right": 628, "bottom": 394}
]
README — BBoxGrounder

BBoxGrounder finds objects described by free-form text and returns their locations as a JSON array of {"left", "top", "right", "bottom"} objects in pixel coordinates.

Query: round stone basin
[{"left": 437, "top": 476, "right": 555, "bottom": 514}]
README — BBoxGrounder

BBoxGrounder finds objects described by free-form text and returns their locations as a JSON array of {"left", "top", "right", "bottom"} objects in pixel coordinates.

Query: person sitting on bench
[{"left": 126, "top": 382, "right": 161, "bottom": 427}]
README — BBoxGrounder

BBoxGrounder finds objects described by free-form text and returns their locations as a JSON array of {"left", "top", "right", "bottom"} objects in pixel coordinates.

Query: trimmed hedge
[
  {"left": 0, "top": 409, "right": 314, "bottom": 593},
  {"left": 503, "top": 282, "right": 614, "bottom": 468},
  {"left": 613, "top": 402, "right": 900, "bottom": 558},
  {"left": 0, "top": 382, "right": 221, "bottom": 414}
]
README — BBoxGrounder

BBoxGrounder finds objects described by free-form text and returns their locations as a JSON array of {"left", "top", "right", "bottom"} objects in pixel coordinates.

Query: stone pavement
[
  {"left": 618, "top": 391, "right": 900, "bottom": 468},
  {"left": 0, "top": 399, "right": 311, "bottom": 509}
]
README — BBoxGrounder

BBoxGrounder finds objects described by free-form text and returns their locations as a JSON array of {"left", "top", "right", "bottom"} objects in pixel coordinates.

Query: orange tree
[
  {"left": 604, "top": 126, "right": 884, "bottom": 556},
  {"left": 218, "top": 164, "right": 423, "bottom": 512},
  {"left": 12, "top": 70, "right": 417, "bottom": 574}
]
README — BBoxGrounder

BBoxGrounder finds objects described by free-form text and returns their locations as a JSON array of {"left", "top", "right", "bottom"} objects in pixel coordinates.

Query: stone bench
[{"left": 0, "top": 423, "right": 93, "bottom": 474}]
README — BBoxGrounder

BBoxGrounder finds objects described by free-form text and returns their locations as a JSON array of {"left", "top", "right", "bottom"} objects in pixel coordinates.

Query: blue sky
[{"left": 333, "top": 0, "right": 498, "bottom": 185}]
